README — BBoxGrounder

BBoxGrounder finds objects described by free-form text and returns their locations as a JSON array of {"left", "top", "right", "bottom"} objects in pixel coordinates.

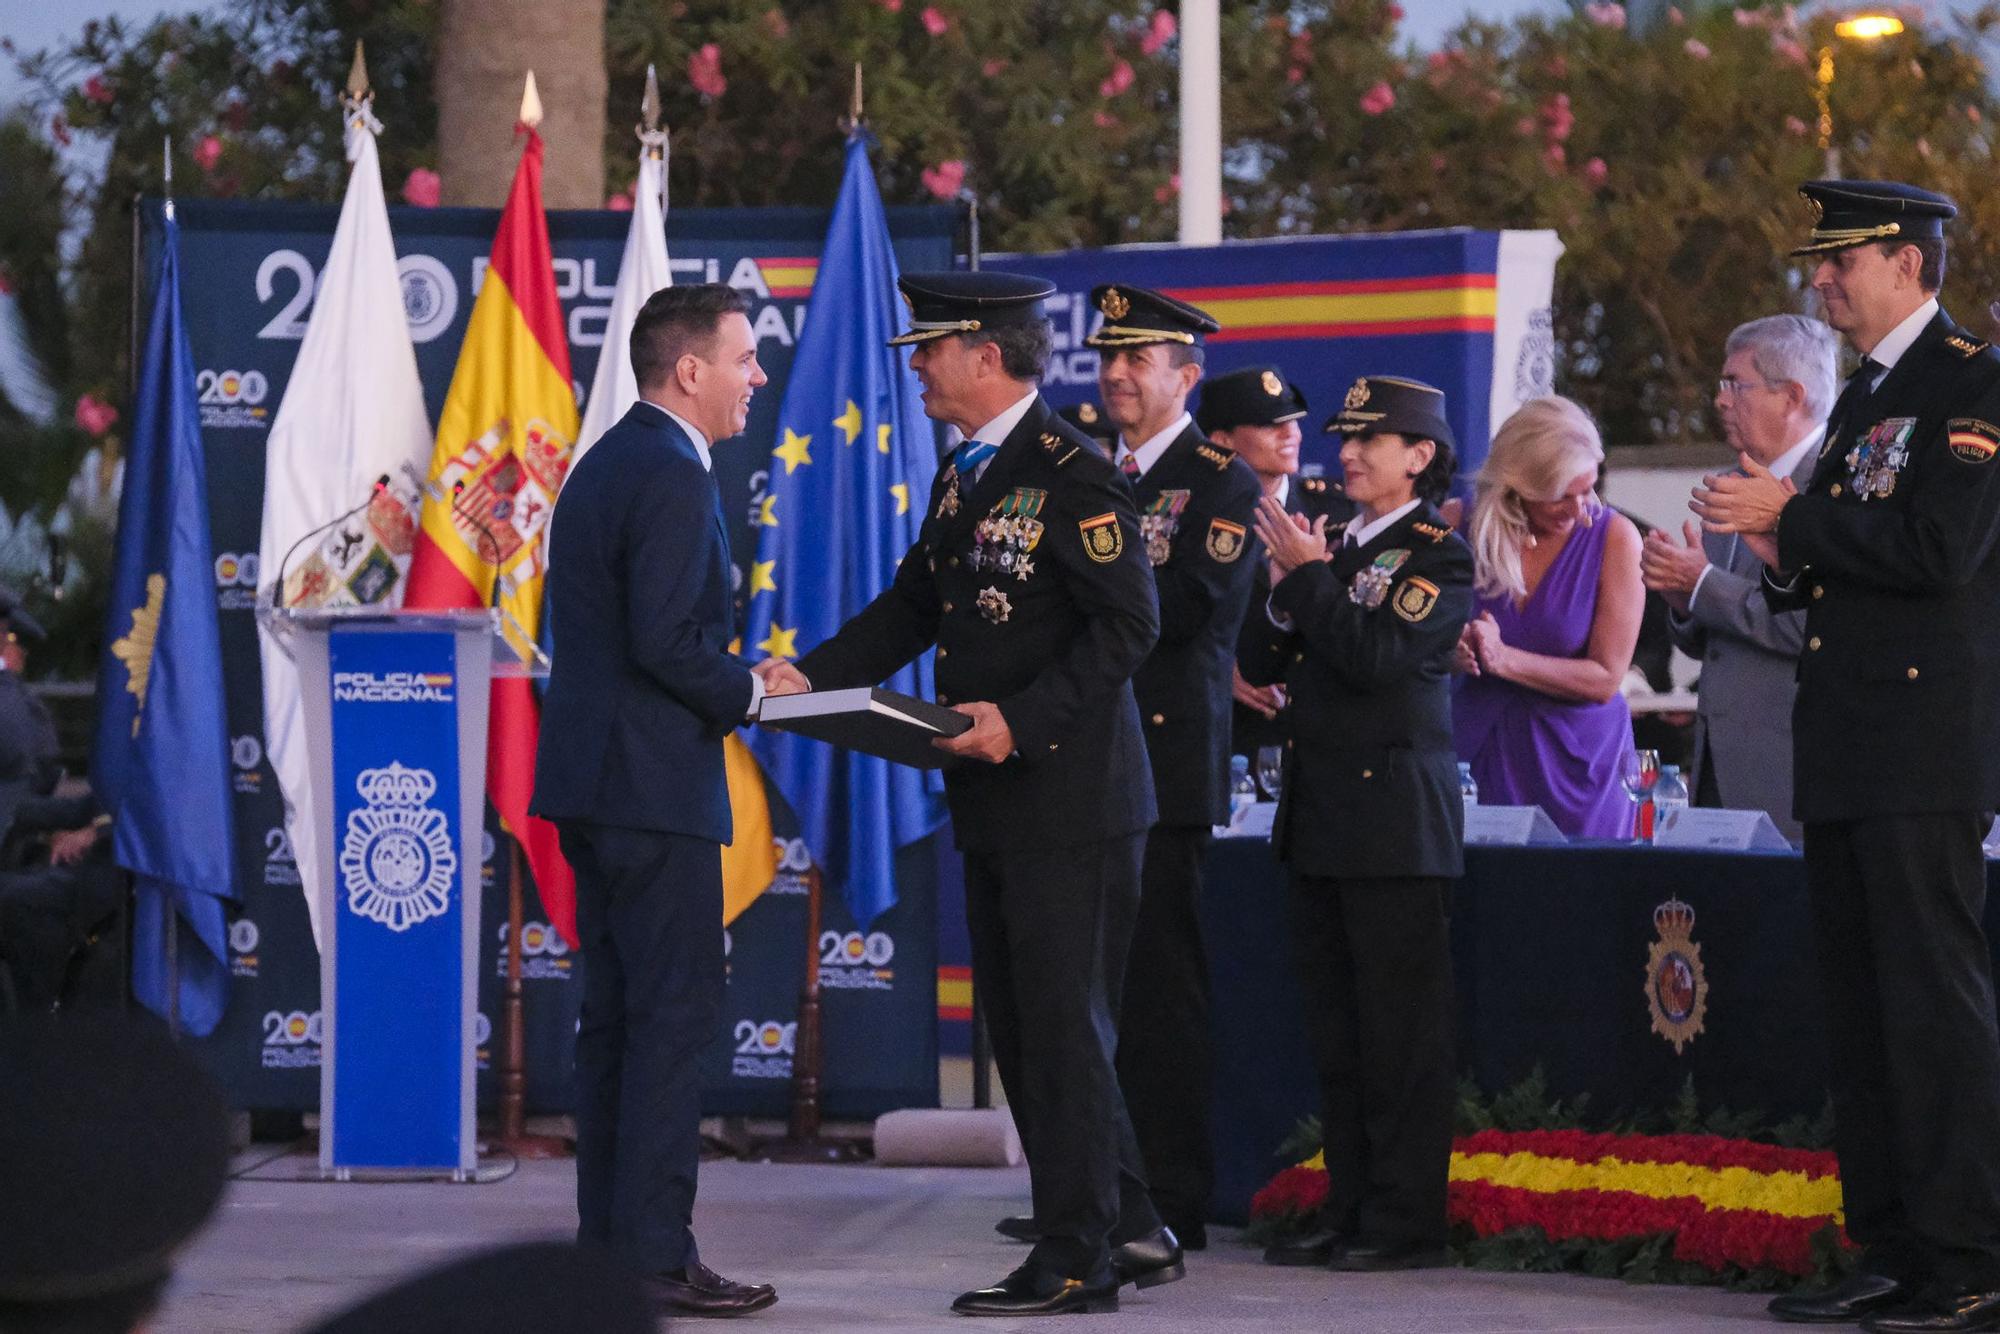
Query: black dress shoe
[
  {"left": 951, "top": 1262, "right": 1120, "bottom": 1316},
  {"left": 1110, "top": 1227, "right": 1186, "bottom": 1289},
  {"left": 994, "top": 1214, "right": 1042, "bottom": 1243},
  {"left": 644, "top": 1261, "right": 778, "bottom": 1317},
  {"left": 1861, "top": 1290, "right": 2000, "bottom": 1333},
  {"left": 1262, "top": 1227, "right": 1346, "bottom": 1267},
  {"left": 1769, "top": 1273, "right": 1910, "bottom": 1324},
  {"left": 1328, "top": 1239, "right": 1450, "bottom": 1272}
]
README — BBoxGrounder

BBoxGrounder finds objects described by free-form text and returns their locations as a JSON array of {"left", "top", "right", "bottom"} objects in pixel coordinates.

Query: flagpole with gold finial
[{"left": 496, "top": 62, "right": 569, "bottom": 1164}]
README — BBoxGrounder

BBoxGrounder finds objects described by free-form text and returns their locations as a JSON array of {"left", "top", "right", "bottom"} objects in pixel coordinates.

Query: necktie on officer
[
  {"left": 954, "top": 437, "right": 1000, "bottom": 482},
  {"left": 1119, "top": 451, "right": 1141, "bottom": 480},
  {"left": 1826, "top": 357, "right": 1883, "bottom": 444}
]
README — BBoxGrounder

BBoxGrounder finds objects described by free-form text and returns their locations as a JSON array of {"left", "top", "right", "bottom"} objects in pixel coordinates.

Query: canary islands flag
[
  {"left": 746, "top": 133, "right": 945, "bottom": 927},
  {"left": 402, "top": 126, "right": 577, "bottom": 945},
  {"left": 96, "top": 206, "right": 237, "bottom": 1035}
]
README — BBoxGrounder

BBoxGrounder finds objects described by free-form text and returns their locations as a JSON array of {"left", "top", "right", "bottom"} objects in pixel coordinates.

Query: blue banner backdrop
[{"left": 142, "top": 198, "right": 958, "bottom": 1118}]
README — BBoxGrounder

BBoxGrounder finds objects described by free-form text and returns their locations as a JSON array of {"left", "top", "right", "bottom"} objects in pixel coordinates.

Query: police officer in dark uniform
[
  {"left": 1195, "top": 366, "right": 1355, "bottom": 758},
  {"left": 772, "top": 273, "right": 1174, "bottom": 1316},
  {"left": 1089, "top": 283, "right": 1258, "bottom": 1249},
  {"left": 1696, "top": 181, "right": 2000, "bottom": 1333},
  {"left": 1245, "top": 376, "right": 1472, "bottom": 1273}
]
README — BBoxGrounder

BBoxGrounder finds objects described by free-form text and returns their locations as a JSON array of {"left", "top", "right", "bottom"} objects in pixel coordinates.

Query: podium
[{"left": 276, "top": 608, "right": 534, "bottom": 1179}]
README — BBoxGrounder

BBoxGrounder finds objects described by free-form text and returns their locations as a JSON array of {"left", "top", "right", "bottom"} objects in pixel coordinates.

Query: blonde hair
[{"left": 1468, "top": 395, "right": 1606, "bottom": 602}]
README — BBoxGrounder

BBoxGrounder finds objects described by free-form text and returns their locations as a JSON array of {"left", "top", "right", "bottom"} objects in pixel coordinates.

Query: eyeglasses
[{"left": 1716, "top": 377, "right": 1787, "bottom": 398}]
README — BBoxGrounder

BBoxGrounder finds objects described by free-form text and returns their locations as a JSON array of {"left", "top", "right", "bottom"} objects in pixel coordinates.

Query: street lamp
[{"left": 1816, "top": 13, "right": 1908, "bottom": 177}]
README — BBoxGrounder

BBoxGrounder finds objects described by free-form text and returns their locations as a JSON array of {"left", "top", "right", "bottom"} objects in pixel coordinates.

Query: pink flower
[
  {"left": 919, "top": 159, "right": 966, "bottom": 199},
  {"left": 1734, "top": 7, "right": 1759, "bottom": 26},
  {"left": 49, "top": 114, "right": 70, "bottom": 147},
  {"left": 1772, "top": 37, "right": 1807, "bottom": 66},
  {"left": 1358, "top": 81, "right": 1395, "bottom": 116},
  {"left": 1970, "top": 105, "right": 1983, "bottom": 124},
  {"left": 1386, "top": 2, "right": 1406, "bottom": 20},
  {"left": 1093, "top": 109, "right": 1119, "bottom": 128},
  {"left": 1154, "top": 173, "right": 1180, "bottom": 204},
  {"left": 1683, "top": 38, "right": 1710, "bottom": 58},
  {"left": 1515, "top": 115, "right": 1538, "bottom": 137},
  {"left": 74, "top": 394, "right": 118, "bottom": 437},
  {"left": 921, "top": 6, "right": 948, "bottom": 36},
  {"left": 1547, "top": 53, "right": 1569, "bottom": 79},
  {"left": 1784, "top": 114, "right": 1809, "bottom": 136},
  {"left": 877, "top": 0, "right": 901, "bottom": 10},
  {"left": 606, "top": 191, "right": 633, "bottom": 211},
  {"left": 688, "top": 43, "right": 726, "bottom": 99},
  {"left": 1583, "top": 3, "right": 1625, "bottom": 28},
  {"left": 1427, "top": 51, "right": 1453, "bottom": 72},
  {"left": 1541, "top": 92, "right": 1574, "bottom": 142},
  {"left": 1139, "top": 9, "right": 1177, "bottom": 55},
  {"left": 1430, "top": 152, "right": 1449, "bottom": 172},
  {"left": 1542, "top": 142, "right": 1567, "bottom": 172},
  {"left": 193, "top": 134, "right": 222, "bottom": 170},
  {"left": 1099, "top": 58, "right": 1134, "bottom": 98},
  {"left": 401, "top": 167, "right": 441, "bottom": 208},
  {"left": 1668, "top": 6, "right": 1685, "bottom": 23},
  {"left": 1917, "top": 136, "right": 1932, "bottom": 158},
  {"left": 82, "top": 73, "right": 113, "bottom": 105},
  {"left": 1290, "top": 32, "right": 1313, "bottom": 64},
  {"left": 1286, "top": 66, "right": 1304, "bottom": 84},
  {"left": 982, "top": 58, "right": 1008, "bottom": 77},
  {"left": 1584, "top": 156, "right": 1609, "bottom": 187},
  {"left": 762, "top": 8, "right": 789, "bottom": 38}
]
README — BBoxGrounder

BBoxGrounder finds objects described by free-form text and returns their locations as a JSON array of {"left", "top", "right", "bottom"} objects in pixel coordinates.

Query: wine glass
[
  {"left": 1620, "top": 748, "right": 1661, "bottom": 841},
  {"left": 1256, "top": 745, "right": 1285, "bottom": 802}
]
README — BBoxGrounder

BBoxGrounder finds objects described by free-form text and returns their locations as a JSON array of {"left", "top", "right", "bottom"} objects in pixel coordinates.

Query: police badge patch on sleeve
[
  {"left": 1948, "top": 419, "right": 2000, "bottom": 464},
  {"left": 1206, "top": 518, "right": 1247, "bottom": 563},
  {"left": 1391, "top": 576, "right": 1441, "bottom": 623},
  {"left": 1079, "top": 512, "right": 1124, "bottom": 563}
]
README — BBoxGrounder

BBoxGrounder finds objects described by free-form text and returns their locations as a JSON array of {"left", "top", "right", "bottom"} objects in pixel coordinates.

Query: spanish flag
[{"left": 403, "top": 112, "right": 578, "bottom": 944}]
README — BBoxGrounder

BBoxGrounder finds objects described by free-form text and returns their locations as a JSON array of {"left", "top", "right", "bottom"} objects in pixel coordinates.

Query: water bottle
[
  {"left": 1228, "top": 755, "right": 1258, "bottom": 828},
  {"left": 1653, "top": 764, "right": 1689, "bottom": 837},
  {"left": 1458, "top": 761, "right": 1478, "bottom": 814}
]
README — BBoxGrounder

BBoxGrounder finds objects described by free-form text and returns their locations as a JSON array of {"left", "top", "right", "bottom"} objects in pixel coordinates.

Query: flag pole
[
  {"left": 160, "top": 132, "right": 182, "bottom": 1040},
  {"left": 743, "top": 61, "right": 871, "bottom": 1167},
  {"left": 491, "top": 68, "right": 567, "bottom": 1163}
]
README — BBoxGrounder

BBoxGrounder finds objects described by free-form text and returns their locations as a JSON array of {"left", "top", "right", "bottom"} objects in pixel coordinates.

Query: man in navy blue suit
[{"left": 532, "top": 284, "right": 794, "bottom": 1319}]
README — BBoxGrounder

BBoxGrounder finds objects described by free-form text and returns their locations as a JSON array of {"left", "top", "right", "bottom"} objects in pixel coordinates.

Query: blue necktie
[{"left": 954, "top": 438, "right": 1000, "bottom": 480}]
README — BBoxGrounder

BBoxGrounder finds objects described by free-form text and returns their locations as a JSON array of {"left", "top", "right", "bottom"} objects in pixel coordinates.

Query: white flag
[
  {"left": 574, "top": 136, "right": 671, "bottom": 466},
  {"left": 255, "top": 102, "right": 432, "bottom": 947}
]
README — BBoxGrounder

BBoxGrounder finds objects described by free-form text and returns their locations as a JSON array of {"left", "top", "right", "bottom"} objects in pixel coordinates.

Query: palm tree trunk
[{"left": 436, "top": 0, "right": 606, "bottom": 208}]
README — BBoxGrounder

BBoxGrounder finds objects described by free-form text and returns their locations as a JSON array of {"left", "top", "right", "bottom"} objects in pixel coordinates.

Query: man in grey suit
[{"left": 1642, "top": 314, "right": 1837, "bottom": 842}]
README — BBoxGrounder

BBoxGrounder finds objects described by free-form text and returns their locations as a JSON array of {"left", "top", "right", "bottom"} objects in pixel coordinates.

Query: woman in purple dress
[{"left": 1452, "top": 397, "right": 1644, "bottom": 839}]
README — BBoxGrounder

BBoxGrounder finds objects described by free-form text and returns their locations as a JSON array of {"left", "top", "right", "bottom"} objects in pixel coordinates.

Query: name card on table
[
  {"left": 1653, "top": 807, "right": 1793, "bottom": 852},
  {"left": 1463, "top": 805, "right": 1567, "bottom": 847},
  {"left": 1215, "top": 801, "right": 1278, "bottom": 841}
]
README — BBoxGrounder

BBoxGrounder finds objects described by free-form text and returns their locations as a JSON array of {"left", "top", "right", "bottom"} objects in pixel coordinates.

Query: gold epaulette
[
  {"left": 1947, "top": 334, "right": 1990, "bottom": 358},
  {"left": 1195, "top": 442, "right": 1235, "bottom": 471},
  {"left": 1040, "top": 431, "right": 1080, "bottom": 467},
  {"left": 1412, "top": 521, "right": 1450, "bottom": 543}
]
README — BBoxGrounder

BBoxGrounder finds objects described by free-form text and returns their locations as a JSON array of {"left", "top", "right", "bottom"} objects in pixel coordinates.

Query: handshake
[{"left": 752, "top": 658, "right": 811, "bottom": 697}]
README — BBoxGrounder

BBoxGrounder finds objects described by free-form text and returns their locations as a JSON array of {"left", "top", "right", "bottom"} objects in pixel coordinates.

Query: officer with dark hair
[
  {"left": 1698, "top": 180, "right": 2000, "bottom": 1333},
  {"left": 766, "top": 272, "right": 1167, "bottom": 1316},
  {"left": 1247, "top": 376, "right": 1472, "bottom": 1274},
  {"left": 1196, "top": 366, "right": 1355, "bottom": 757}
]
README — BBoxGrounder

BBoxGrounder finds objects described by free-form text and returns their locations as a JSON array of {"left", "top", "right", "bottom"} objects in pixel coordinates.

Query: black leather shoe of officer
[
  {"left": 1110, "top": 1227, "right": 1185, "bottom": 1289},
  {"left": 1859, "top": 1289, "right": 2000, "bottom": 1333},
  {"left": 1262, "top": 1227, "right": 1346, "bottom": 1267},
  {"left": 644, "top": 1262, "right": 778, "bottom": 1317},
  {"left": 1768, "top": 1273, "right": 1910, "bottom": 1324},
  {"left": 994, "top": 1215, "right": 1042, "bottom": 1243},
  {"left": 1328, "top": 1239, "right": 1450, "bottom": 1272},
  {"left": 951, "top": 1262, "right": 1119, "bottom": 1316}
]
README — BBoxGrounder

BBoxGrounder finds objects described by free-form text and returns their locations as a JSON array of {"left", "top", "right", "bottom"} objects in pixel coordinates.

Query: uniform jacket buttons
[
  {"left": 1812, "top": 584, "right": 1824, "bottom": 599},
  {"left": 948, "top": 555, "right": 961, "bottom": 567},
  {"left": 1907, "top": 667, "right": 1920, "bottom": 680},
  {"left": 938, "top": 694, "right": 950, "bottom": 706},
  {"left": 1150, "top": 713, "right": 1165, "bottom": 725},
  {"left": 1048, "top": 742, "right": 1059, "bottom": 751},
  {"left": 938, "top": 646, "right": 949, "bottom": 658},
  {"left": 1807, "top": 636, "right": 1821, "bottom": 651},
  {"left": 942, "top": 601, "right": 954, "bottom": 614},
  {"left": 1830, "top": 483, "right": 1844, "bottom": 498},
  {"left": 1360, "top": 768, "right": 1374, "bottom": 779}
]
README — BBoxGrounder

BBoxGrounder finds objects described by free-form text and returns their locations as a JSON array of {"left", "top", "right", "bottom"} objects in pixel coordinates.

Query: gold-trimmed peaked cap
[
  {"left": 1791, "top": 179, "right": 1956, "bottom": 257},
  {"left": 1195, "top": 364, "right": 1308, "bottom": 433},
  {"left": 887, "top": 271, "right": 1056, "bottom": 347},
  {"left": 1084, "top": 284, "right": 1221, "bottom": 349},
  {"left": 1324, "top": 375, "right": 1455, "bottom": 451}
]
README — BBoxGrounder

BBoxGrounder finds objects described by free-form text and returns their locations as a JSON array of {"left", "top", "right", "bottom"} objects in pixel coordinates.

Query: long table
[{"left": 1200, "top": 838, "right": 2000, "bottom": 1225}]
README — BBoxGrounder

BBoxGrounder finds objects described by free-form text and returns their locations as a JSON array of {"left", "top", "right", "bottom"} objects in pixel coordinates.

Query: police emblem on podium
[{"left": 1645, "top": 897, "right": 1709, "bottom": 1054}]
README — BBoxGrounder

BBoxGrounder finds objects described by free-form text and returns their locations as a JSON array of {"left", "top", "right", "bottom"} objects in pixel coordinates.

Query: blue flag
[
  {"left": 747, "top": 134, "right": 945, "bottom": 927},
  {"left": 95, "top": 208, "right": 236, "bottom": 1035}
]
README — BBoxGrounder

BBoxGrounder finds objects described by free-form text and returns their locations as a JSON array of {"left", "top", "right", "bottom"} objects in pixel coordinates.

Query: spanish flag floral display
[{"left": 1250, "top": 1095, "right": 1856, "bottom": 1289}]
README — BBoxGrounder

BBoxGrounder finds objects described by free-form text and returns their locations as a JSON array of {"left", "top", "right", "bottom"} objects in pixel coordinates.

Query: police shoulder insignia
[
  {"left": 1645, "top": 897, "right": 1708, "bottom": 1055},
  {"left": 1195, "top": 442, "right": 1234, "bottom": 470},
  {"left": 1947, "top": 334, "right": 1989, "bottom": 358},
  {"left": 1948, "top": 418, "right": 2000, "bottom": 464},
  {"left": 1079, "top": 512, "right": 1124, "bottom": 563},
  {"left": 1412, "top": 521, "right": 1450, "bottom": 544},
  {"left": 1390, "top": 576, "right": 1440, "bottom": 623},
  {"left": 1040, "top": 431, "right": 1080, "bottom": 467},
  {"left": 1206, "top": 518, "right": 1247, "bottom": 563}
]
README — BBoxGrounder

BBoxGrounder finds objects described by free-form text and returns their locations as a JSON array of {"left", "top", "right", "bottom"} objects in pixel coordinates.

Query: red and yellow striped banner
[
  {"left": 761, "top": 255, "right": 819, "bottom": 300},
  {"left": 1165, "top": 274, "right": 1497, "bottom": 343}
]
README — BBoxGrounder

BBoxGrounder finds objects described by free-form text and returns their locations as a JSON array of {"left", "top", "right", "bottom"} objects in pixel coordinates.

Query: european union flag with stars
[{"left": 746, "top": 133, "right": 945, "bottom": 927}]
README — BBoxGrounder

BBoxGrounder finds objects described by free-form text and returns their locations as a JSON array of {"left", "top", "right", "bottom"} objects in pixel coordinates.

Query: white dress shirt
[
  {"left": 964, "top": 389, "right": 1040, "bottom": 484},
  {"left": 1115, "top": 412, "right": 1192, "bottom": 479},
  {"left": 1340, "top": 497, "right": 1422, "bottom": 549},
  {"left": 1864, "top": 297, "right": 1939, "bottom": 389}
]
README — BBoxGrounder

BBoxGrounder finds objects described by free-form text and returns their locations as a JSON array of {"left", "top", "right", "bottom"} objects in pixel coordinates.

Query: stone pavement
[{"left": 160, "top": 1153, "right": 1777, "bottom": 1332}]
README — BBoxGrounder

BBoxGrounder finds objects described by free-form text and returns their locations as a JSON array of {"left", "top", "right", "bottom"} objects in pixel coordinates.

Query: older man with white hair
[{"left": 1641, "top": 314, "right": 1836, "bottom": 841}]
